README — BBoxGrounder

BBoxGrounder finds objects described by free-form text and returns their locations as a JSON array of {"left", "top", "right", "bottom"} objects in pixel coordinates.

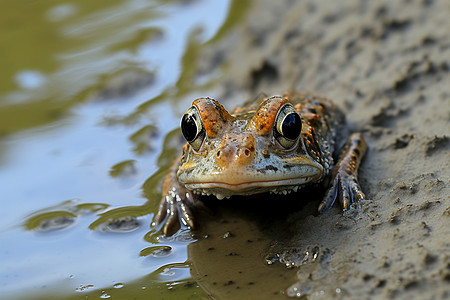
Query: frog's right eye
[
  {"left": 181, "top": 107, "right": 205, "bottom": 151},
  {"left": 274, "top": 104, "right": 302, "bottom": 149}
]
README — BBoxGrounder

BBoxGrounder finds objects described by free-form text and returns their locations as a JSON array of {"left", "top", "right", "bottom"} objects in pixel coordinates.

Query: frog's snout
[{"left": 215, "top": 133, "right": 255, "bottom": 167}]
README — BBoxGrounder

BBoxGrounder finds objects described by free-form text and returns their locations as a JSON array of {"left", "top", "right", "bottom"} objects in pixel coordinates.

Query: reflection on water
[
  {"left": 23, "top": 199, "right": 109, "bottom": 231},
  {"left": 0, "top": 0, "right": 244, "bottom": 298}
]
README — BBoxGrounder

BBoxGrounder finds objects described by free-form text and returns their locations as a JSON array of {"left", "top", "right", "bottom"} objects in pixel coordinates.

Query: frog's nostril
[
  {"left": 216, "top": 150, "right": 221, "bottom": 157},
  {"left": 237, "top": 148, "right": 251, "bottom": 158}
]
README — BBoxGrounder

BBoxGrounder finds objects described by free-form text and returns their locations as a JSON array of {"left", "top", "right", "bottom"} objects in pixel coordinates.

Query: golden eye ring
[
  {"left": 274, "top": 104, "right": 302, "bottom": 149},
  {"left": 181, "top": 107, "right": 205, "bottom": 151}
]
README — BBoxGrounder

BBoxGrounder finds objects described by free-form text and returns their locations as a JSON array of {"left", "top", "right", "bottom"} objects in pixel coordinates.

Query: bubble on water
[
  {"left": 113, "top": 283, "right": 124, "bottom": 289},
  {"left": 276, "top": 245, "right": 323, "bottom": 268},
  {"left": 161, "top": 267, "right": 176, "bottom": 277},
  {"left": 36, "top": 214, "right": 77, "bottom": 231},
  {"left": 75, "top": 284, "right": 94, "bottom": 292},
  {"left": 46, "top": 4, "right": 77, "bottom": 22},
  {"left": 97, "top": 216, "right": 140, "bottom": 232},
  {"left": 15, "top": 70, "right": 47, "bottom": 89},
  {"left": 139, "top": 245, "right": 172, "bottom": 257},
  {"left": 286, "top": 281, "right": 314, "bottom": 297}
]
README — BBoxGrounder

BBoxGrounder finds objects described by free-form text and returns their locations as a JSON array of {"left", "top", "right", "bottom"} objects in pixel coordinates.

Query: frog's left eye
[
  {"left": 181, "top": 107, "right": 205, "bottom": 151},
  {"left": 274, "top": 104, "right": 302, "bottom": 149}
]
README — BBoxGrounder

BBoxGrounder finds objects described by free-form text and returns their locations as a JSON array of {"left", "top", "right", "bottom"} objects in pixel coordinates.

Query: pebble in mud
[
  {"left": 424, "top": 135, "right": 449, "bottom": 156},
  {"left": 139, "top": 245, "right": 172, "bottom": 258}
]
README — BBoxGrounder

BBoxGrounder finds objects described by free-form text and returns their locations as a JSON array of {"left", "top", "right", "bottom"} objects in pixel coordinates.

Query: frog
[{"left": 153, "top": 91, "right": 367, "bottom": 235}]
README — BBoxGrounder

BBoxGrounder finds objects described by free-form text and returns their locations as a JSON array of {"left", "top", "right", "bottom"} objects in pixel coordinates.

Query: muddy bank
[{"left": 187, "top": 0, "right": 450, "bottom": 298}]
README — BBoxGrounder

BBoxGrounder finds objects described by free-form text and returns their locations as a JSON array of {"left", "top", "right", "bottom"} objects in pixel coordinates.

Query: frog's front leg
[
  {"left": 318, "top": 133, "right": 368, "bottom": 213},
  {"left": 153, "top": 158, "right": 196, "bottom": 235}
]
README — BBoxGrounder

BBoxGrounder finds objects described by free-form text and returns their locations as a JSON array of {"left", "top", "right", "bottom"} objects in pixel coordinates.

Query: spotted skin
[
  {"left": 192, "top": 97, "right": 232, "bottom": 138},
  {"left": 154, "top": 92, "right": 367, "bottom": 235}
]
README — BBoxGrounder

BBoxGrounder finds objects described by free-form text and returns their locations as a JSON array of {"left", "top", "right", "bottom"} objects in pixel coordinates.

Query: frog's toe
[
  {"left": 163, "top": 200, "right": 195, "bottom": 236},
  {"left": 152, "top": 191, "right": 180, "bottom": 235},
  {"left": 153, "top": 196, "right": 168, "bottom": 227},
  {"left": 318, "top": 176, "right": 339, "bottom": 213},
  {"left": 163, "top": 209, "right": 181, "bottom": 236},
  {"left": 153, "top": 188, "right": 196, "bottom": 236},
  {"left": 318, "top": 174, "right": 366, "bottom": 213},
  {"left": 350, "top": 179, "right": 366, "bottom": 202},
  {"left": 179, "top": 201, "right": 195, "bottom": 229},
  {"left": 340, "top": 179, "right": 352, "bottom": 210},
  {"left": 339, "top": 175, "right": 366, "bottom": 210}
]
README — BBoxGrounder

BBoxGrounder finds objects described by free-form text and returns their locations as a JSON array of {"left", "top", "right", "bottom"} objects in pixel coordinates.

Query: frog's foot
[
  {"left": 153, "top": 167, "right": 196, "bottom": 236},
  {"left": 318, "top": 133, "right": 368, "bottom": 213}
]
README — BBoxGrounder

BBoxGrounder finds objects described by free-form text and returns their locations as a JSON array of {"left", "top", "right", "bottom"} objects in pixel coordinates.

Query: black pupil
[
  {"left": 282, "top": 113, "right": 301, "bottom": 140},
  {"left": 181, "top": 113, "right": 198, "bottom": 142}
]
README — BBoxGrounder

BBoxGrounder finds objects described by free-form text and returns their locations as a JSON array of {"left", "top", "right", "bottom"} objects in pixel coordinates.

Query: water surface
[{"left": 0, "top": 1, "right": 242, "bottom": 298}]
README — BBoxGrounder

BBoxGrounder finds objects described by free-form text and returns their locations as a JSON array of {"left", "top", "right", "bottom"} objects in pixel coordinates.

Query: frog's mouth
[
  {"left": 179, "top": 154, "right": 324, "bottom": 199},
  {"left": 184, "top": 175, "right": 321, "bottom": 200}
]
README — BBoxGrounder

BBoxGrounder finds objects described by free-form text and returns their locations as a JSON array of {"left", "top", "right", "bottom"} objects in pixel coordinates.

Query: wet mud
[{"left": 186, "top": 0, "right": 450, "bottom": 298}]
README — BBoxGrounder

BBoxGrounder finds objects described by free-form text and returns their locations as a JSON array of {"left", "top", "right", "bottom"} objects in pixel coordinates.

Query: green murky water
[{"left": 0, "top": 1, "right": 252, "bottom": 298}]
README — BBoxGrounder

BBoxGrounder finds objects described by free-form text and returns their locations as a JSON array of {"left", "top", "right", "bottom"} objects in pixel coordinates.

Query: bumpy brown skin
[
  {"left": 154, "top": 92, "right": 367, "bottom": 235},
  {"left": 192, "top": 97, "right": 232, "bottom": 138}
]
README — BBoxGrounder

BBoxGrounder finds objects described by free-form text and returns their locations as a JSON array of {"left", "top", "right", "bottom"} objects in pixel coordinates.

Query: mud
[{"left": 187, "top": 0, "right": 450, "bottom": 299}]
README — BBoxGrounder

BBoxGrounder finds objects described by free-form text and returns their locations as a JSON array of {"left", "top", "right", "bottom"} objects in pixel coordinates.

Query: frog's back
[
  {"left": 233, "top": 91, "right": 347, "bottom": 157},
  {"left": 288, "top": 91, "right": 347, "bottom": 156}
]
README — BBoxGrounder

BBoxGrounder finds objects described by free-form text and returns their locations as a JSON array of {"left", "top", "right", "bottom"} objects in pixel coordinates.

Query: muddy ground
[{"left": 186, "top": 0, "right": 449, "bottom": 299}]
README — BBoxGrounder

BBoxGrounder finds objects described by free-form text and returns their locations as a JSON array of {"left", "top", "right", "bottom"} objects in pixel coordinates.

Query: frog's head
[{"left": 176, "top": 96, "right": 324, "bottom": 199}]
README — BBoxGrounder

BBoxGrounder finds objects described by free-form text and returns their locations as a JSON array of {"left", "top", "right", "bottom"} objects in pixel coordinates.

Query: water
[{"left": 0, "top": 1, "right": 236, "bottom": 298}]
